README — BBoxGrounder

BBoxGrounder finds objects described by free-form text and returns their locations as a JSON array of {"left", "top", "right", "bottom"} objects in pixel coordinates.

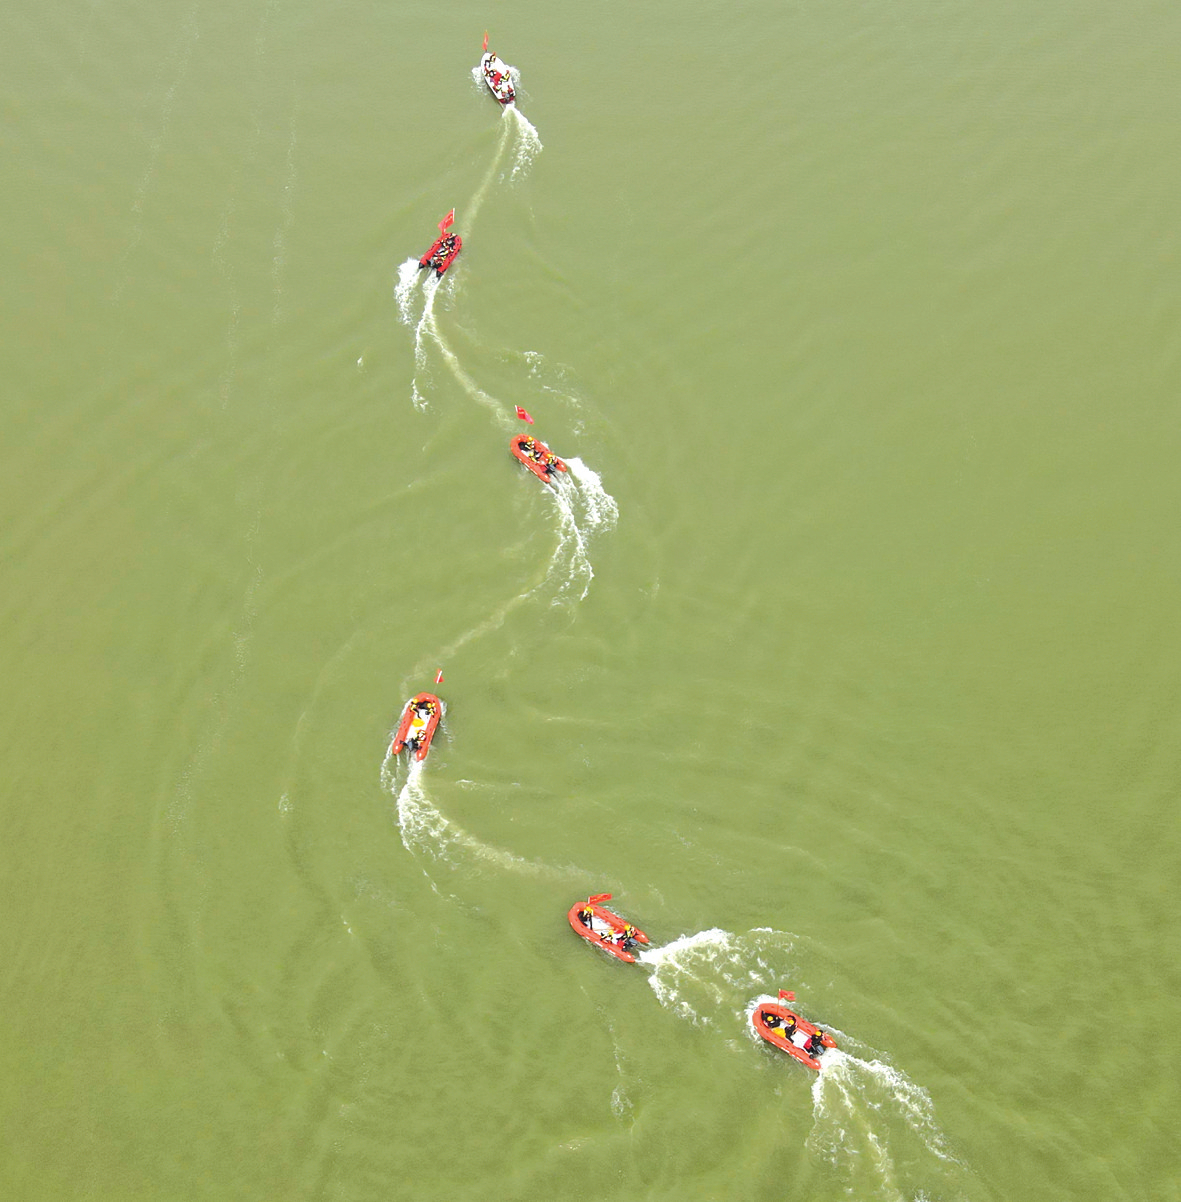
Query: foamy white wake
[
  {"left": 466, "top": 111, "right": 513, "bottom": 229},
  {"left": 638, "top": 927, "right": 759, "bottom": 1026},
  {"left": 806, "top": 1046, "right": 974, "bottom": 1201},
  {"left": 394, "top": 257, "right": 422, "bottom": 327},
  {"left": 419, "top": 311, "right": 507, "bottom": 424},
  {"left": 382, "top": 755, "right": 576, "bottom": 881},
  {"left": 638, "top": 927, "right": 971, "bottom": 1199},
  {"left": 547, "top": 459, "right": 619, "bottom": 604},
  {"left": 392, "top": 261, "right": 442, "bottom": 411},
  {"left": 506, "top": 105, "right": 543, "bottom": 180}
]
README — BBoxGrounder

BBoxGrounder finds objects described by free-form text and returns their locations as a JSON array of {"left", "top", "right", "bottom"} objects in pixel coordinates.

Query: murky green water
[{"left": 3, "top": 2, "right": 1180, "bottom": 1199}]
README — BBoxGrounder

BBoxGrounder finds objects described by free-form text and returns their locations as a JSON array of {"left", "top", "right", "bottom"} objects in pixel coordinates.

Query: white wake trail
[
  {"left": 394, "top": 257, "right": 422, "bottom": 327},
  {"left": 466, "top": 111, "right": 513, "bottom": 229},
  {"left": 637, "top": 928, "right": 751, "bottom": 1026},
  {"left": 547, "top": 460, "right": 619, "bottom": 604},
  {"left": 391, "top": 264, "right": 442, "bottom": 411},
  {"left": 402, "top": 462, "right": 618, "bottom": 692},
  {"left": 806, "top": 1046, "right": 974, "bottom": 1201},
  {"left": 635, "top": 926, "right": 975, "bottom": 1202},
  {"left": 506, "top": 104, "right": 543, "bottom": 180},
  {"left": 382, "top": 755, "right": 574, "bottom": 881},
  {"left": 422, "top": 313, "right": 510, "bottom": 424}
]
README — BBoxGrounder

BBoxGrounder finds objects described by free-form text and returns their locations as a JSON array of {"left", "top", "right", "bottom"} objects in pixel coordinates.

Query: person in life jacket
[
  {"left": 620, "top": 923, "right": 637, "bottom": 948},
  {"left": 577, "top": 906, "right": 593, "bottom": 927},
  {"left": 805, "top": 1028, "right": 826, "bottom": 1057},
  {"left": 764, "top": 1010, "right": 799, "bottom": 1039}
]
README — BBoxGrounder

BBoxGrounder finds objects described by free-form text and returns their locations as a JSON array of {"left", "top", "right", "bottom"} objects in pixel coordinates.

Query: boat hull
[
  {"left": 568, "top": 899, "right": 649, "bottom": 963},
  {"left": 391, "top": 692, "right": 442, "bottom": 762},
  {"left": 510, "top": 435, "right": 567, "bottom": 484},
  {"left": 480, "top": 53, "right": 515, "bottom": 105},
  {"left": 751, "top": 1003, "right": 836, "bottom": 1071},
  {"left": 418, "top": 234, "right": 462, "bottom": 277}
]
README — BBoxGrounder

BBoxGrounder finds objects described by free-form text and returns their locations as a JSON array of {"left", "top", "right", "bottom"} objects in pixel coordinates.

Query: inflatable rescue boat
[
  {"left": 480, "top": 51, "right": 516, "bottom": 105},
  {"left": 419, "top": 232, "right": 462, "bottom": 278},
  {"left": 568, "top": 894, "right": 649, "bottom": 963},
  {"left": 390, "top": 692, "right": 442, "bottom": 762},
  {"left": 751, "top": 992, "right": 837, "bottom": 1071},
  {"left": 510, "top": 434, "right": 567, "bottom": 484}
]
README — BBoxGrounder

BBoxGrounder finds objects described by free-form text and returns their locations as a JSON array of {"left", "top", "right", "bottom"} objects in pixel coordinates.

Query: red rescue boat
[
  {"left": 568, "top": 893, "right": 649, "bottom": 964},
  {"left": 751, "top": 991, "right": 837, "bottom": 1071},
  {"left": 418, "top": 232, "right": 462, "bottom": 278},
  {"left": 510, "top": 434, "right": 567, "bottom": 484},
  {"left": 390, "top": 692, "right": 442, "bottom": 762}
]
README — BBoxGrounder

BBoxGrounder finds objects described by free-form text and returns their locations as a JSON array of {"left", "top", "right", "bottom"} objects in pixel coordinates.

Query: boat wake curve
[
  {"left": 382, "top": 756, "right": 576, "bottom": 882},
  {"left": 548, "top": 459, "right": 619, "bottom": 604},
  {"left": 808, "top": 1050, "right": 975, "bottom": 1201},
  {"left": 382, "top": 464, "right": 616, "bottom": 873},
  {"left": 505, "top": 104, "right": 542, "bottom": 180},
  {"left": 638, "top": 927, "right": 785, "bottom": 1027},
  {"left": 637, "top": 928, "right": 977, "bottom": 1201}
]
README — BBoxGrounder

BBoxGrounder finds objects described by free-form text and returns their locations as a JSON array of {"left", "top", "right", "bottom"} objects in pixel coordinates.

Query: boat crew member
[
  {"left": 578, "top": 906, "right": 593, "bottom": 926},
  {"left": 805, "top": 1029, "right": 826, "bottom": 1057},
  {"left": 621, "top": 923, "right": 637, "bottom": 948}
]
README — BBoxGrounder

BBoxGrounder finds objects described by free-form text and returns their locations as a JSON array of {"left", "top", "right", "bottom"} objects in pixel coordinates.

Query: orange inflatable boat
[
  {"left": 568, "top": 894, "right": 649, "bottom": 963},
  {"left": 510, "top": 434, "right": 567, "bottom": 484},
  {"left": 751, "top": 991, "right": 837, "bottom": 1071},
  {"left": 390, "top": 692, "right": 442, "bottom": 762}
]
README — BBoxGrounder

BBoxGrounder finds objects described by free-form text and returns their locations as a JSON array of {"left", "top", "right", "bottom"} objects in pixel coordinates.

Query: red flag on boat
[
  {"left": 482, "top": 31, "right": 489, "bottom": 52},
  {"left": 778, "top": 989, "right": 796, "bottom": 1002},
  {"left": 435, "top": 669, "right": 444, "bottom": 685},
  {"left": 515, "top": 406, "right": 534, "bottom": 424},
  {"left": 438, "top": 209, "right": 455, "bottom": 233},
  {"left": 587, "top": 893, "right": 612, "bottom": 904}
]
